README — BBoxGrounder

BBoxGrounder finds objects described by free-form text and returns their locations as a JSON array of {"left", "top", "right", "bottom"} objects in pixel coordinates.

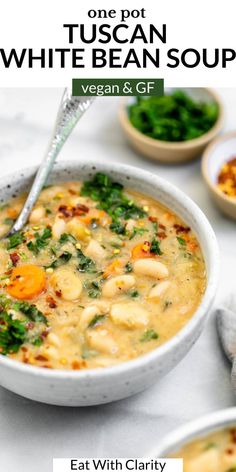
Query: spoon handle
[{"left": 9, "top": 89, "right": 94, "bottom": 235}]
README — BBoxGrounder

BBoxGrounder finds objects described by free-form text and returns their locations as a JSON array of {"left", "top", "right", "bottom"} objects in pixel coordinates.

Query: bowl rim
[
  {"left": 147, "top": 407, "right": 236, "bottom": 457},
  {"left": 202, "top": 129, "right": 236, "bottom": 206},
  {"left": 0, "top": 160, "right": 219, "bottom": 380},
  {"left": 119, "top": 88, "right": 224, "bottom": 150}
]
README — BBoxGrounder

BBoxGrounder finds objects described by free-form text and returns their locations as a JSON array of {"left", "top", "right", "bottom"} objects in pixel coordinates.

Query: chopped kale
[
  {"left": 27, "top": 227, "right": 52, "bottom": 254},
  {"left": 46, "top": 251, "right": 72, "bottom": 269},
  {"left": 7, "top": 231, "right": 24, "bottom": 249},
  {"left": 0, "top": 312, "right": 26, "bottom": 354},
  {"left": 59, "top": 233, "right": 76, "bottom": 244},
  {"left": 88, "top": 314, "right": 106, "bottom": 328},
  {"left": 81, "top": 173, "right": 146, "bottom": 235},
  {"left": 129, "top": 227, "right": 149, "bottom": 240},
  {"left": 77, "top": 249, "right": 96, "bottom": 273},
  {"left": 150, "top": 238, "right": 163, "bottom": 255},
  {"left": 140, "top": 329, "right": 159, "bottom": 342},
  {"left": 177, "top": 236, "right": 187, "bottom": 246},
  {"left": 129, "top": 290, "right": 139, "bottom": 298},
  {"left": 13, "top": 301, "right": 48, "bottom": 324}
]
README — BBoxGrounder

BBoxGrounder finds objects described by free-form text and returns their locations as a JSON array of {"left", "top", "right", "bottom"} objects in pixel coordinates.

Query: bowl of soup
[
  {"left": 0, "top": 160, "right": 219, "bottom": 405},
  {"left": 151, "top": 408, "right": 236, "bottom": 471}
]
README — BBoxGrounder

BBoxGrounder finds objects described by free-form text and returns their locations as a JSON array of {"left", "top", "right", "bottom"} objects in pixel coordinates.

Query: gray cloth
[{"left": 217, "top": 305, "right": 236, "bottom": 391}]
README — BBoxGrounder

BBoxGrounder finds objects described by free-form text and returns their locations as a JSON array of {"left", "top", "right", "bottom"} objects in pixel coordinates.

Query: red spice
[
  {"left": 226, "top": 448, "right": 234, "bottom": 455},
  {"left": 71, "top": 360, "right": 87, "bottom": 370},
  {"left": 26, "top": 322, "right": 35, "bottom": 330},
  {"left": 46, "top": 295, "right": 57, "bottom": 309},
  {"left": 148, "top": 216, "right": 158, "bottom": 223},
  {"left": 157, "top": 231, "right": 167, "bottom": 240},
  {"left": 174, "top": 224, "right": 191, "bottom": 234},
  {"left": 68, "top": 189, "right": 77, "bottom": 195},
  {"left": 58, "top": 203, "right": 89, "bottom": 218},
  {"left": 35, "top": 354, "right": 48, "bottom": 362},
  {"left": 55, "top": 290, "right": 62, "bottom": 298},
  {"left": 10, "top": 252, "right": 20, "bottom": 266}
]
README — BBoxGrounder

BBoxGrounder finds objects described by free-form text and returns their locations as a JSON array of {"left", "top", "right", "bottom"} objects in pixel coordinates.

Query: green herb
[
  {"left": 13, "top": 301, "right": 48, "bottom": 324},
  {"left": 0, "top": 204, "right": 8, "bottom": 211},
  {"left": 129, "top": 289, "right": 139, "bottom": 298},
  {"left": 4, "top": 218, "right": 15, "bottom": 225},
  {"left": 150, "top": 238, "right": 163, "bottom": 255},
  {"left": 125, "top": 262, "right": 133, "bottom": 273},
  {"left": 7, "top": 231, "right": 24, "bottom": 249},
  {"left": 81, "top": 173, "right": 146, "bottom": 235},
  {"left": 140, "top": 329, "right": 159, "bottom": 342},
  {"left": 77, "top": 249, "right": 96, "bottom": 273},
  {"left": 226, "top": 468, "right": 236, "bottom": 472},
  {"left": 85, "top": 280, "right": 101, "bottom": 299},
  {"left": 109, "top": 221, "right": 126, "bottom": 235},
  {"left": 82, "top": 348, "right": 98, "bottom": 359},
  {"left": 177, "top": 236, "right": 186, "bottom": 246},
  {"left": 0, "top": 312, "right": 27, "bottom": 354},
  {"left": 151, "top": 220, "right": 158, "bottom": 233},
  {"left": 129, "top": 91, "right": 219, "bottom": 142},
  {"left": 46, "top": 251, "right": 72, "bottom": 269},
  {"left": 129, "top": 227, "right": 149, "bottom": 240},
  {"left": 0, "top": 294, "right": 11, "bottom": 310},
  {"left": 45, "top": 208, "right": 52, "bottom": 215},
  {"left": 59, "top": 233, "right": 76, "bottom": 244},
  {"left": 27, "top": 227, "right": 52, "bottom": 254},
  {"left": 32, "top": 336, "right": 43, "bottom": 347},
  {"left": 204, "top": 442, "right": 216, "bottom": 451},
  {"left": 88, "top": 314, "right": 106, "bottom": 328}
]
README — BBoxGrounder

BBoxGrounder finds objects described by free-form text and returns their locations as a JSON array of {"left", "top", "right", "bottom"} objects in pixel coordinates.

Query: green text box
[{"left": 72, "top": 79, "right": 164, "bottom": 96}]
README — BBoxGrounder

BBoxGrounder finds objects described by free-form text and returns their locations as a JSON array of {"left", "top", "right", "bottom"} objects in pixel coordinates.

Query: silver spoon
[{"left": 5, "top": 89, "right": 94, "bottom": 238}]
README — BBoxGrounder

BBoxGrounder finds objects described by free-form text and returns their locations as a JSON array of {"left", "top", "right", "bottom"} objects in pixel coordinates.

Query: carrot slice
[
  {"left": 131, "top": 242, "right": 153, "bottom": 260},
  {"left": 79, "top": 209, "right": 111, "bottom": 225},
  {"left": 7, "top": 264, "right": 46, "bottom": 300},
  {"left": 103, "top": 260, "right": 122, "bottom": 279}
]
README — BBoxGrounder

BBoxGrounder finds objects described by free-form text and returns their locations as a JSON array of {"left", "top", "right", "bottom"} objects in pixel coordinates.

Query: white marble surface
[{"left": 0, "top": 89, "right": 235, "bottom": 471}]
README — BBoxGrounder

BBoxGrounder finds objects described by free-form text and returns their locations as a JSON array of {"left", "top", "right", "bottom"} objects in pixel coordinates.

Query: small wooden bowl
[
  {"left": 202, "top": 130, "right": 236, "bottom": 220},
  {"left": 119, "top": 88, "right": 224, "bottom": 164}
]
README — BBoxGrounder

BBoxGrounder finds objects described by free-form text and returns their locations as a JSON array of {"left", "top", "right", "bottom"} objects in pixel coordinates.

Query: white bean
[
  {"left": 110, "top": 302, "right": 149, "bottom": 329},
  {"left": 47, "top": 332, "right": 61, "bottom": 348},
  {"left": 50, "top": 268, "right": 83, "bottom": 301},
  {"left": 79, "top": 306, "right": 99, "bottom": 331},
  {"left": 133, "top": 258, "right": 169, "bottom": 279},
  {"left": 148, "top": 281, "right": 171, "bottom": 299},
  {"left": 52, "top": 215, "right": 66, "bottom": 240},
  {"left": 86, "top": 329, "right": 118, "bottom": 354},
  {"left": 85, "top": 239, "right": 106, "bottom": 261},
  {"left": 29, "top": 206, "right": 46, "bottom": 224},
  {"left": 102, "top": 275, "right": 135, "bottom": 298}
]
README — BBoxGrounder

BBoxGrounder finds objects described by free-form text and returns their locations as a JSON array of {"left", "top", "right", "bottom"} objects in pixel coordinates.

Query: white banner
[
  {"left": 0, "top": 0, "right": 236, "bottom": 86},
  {"left": 53, "top": 459, "right": 183, "bottom": 472}
]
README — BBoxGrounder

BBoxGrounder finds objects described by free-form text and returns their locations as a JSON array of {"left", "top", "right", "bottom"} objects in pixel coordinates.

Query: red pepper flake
[
  {"left": 35, "top": 354, "right": 48, "bottom": 362},
  {"left": 159, "top": 223, "right": 166, "bottom": 230},
  {"left": 157, "top": 231, "right": 167, "bottom": 240},
  {"left": 226, "top": 448, "right": 234, "bottom": 455},
  {"left": 174, "top": 224, "right": 191, "bottom": 234},
  {"left": 55, "top": 290, "right": 62, "bottom": 298},
  {"left": 58, "top": 205, "right": 72, "bottom": 218},
  {"left": 46, "top": 295, "right": 57, "bottom": 309},
  {"left": 41, "top": 329, "right": 50, "bottom": 338},
  {"left": 148, "top": 216, "right": 158, "bottom": 223},
  {"left": 68, "top": 189, "right": 77, "bottom": 195},
  {"left": 10, "top": 252, "right": 20, "bottom": 266}
]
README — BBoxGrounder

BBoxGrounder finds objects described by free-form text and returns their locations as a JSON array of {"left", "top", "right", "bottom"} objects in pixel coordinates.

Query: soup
[
  {"left": 173, "top": 427, "right": 236, "bottom": 472},
  {"left": 0, "top": 173, "right": 206, "bottom": 370}
]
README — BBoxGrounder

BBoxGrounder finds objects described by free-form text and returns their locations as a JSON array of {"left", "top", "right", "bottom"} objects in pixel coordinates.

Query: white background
[
  {"left": 53, "top": 459, "right": 183, "bottom": 472},
  {"left": 0, "top": 0, "right": 236, "bottom": 86},
  {"left": 0, "top": 88, "right": 235, "bottom": 471}
]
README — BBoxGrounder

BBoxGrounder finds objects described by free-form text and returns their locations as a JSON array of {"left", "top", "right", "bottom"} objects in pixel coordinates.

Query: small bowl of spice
[
  {"left": 119, "top": 88, "right": 224, "bottom": 164},
  {"left": 202, "top": 130, "right": 236, "bottom": 219}
]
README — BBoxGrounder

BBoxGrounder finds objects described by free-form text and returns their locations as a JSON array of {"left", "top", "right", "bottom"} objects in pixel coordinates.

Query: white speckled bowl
[
  {"left": 0, "top": 160, "right": 219, "bottom": 406},
  {"left": 149, "top": 408, "right": 236, "bottom": 458}
]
